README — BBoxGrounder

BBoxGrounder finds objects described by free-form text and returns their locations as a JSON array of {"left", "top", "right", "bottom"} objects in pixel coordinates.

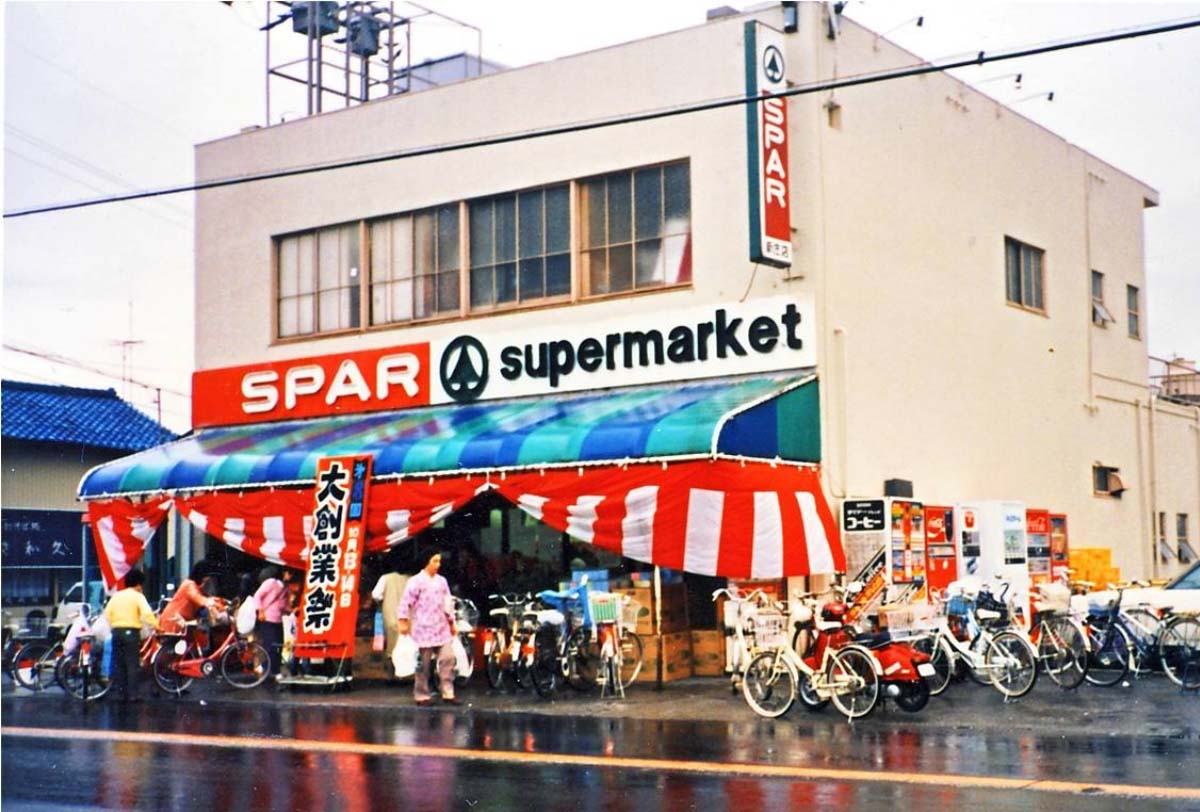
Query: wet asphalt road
[{"left": 3, "top": 673, "right": 1199, "bottom": 811}]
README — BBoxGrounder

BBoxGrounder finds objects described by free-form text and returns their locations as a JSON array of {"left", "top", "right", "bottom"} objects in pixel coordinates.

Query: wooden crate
[
  {"left": 690, "top": 629, "right": 724, "bottom": 676},
  {"left": 637, "top": 631, "right": 694, "bottom": 682},
  {"left": 612, "top": 583, "right": 689, "bottom": 634}
]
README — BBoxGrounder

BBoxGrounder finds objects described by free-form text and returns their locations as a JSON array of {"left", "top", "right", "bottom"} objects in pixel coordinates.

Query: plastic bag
[
  {"left": 452, "top": 634, "right": 470, "bottom": 676},
  {"left": 236, "top": 596, "right": 258, "bottom": 635},
  {"left": 91, "top": 613, "right": 112, "bottom": 644},
  {"left": 392, "top": 633, "right": 418, "bottom": 679},
  {"left": 372, "top": 612, "right": 385, "bottom": 652}
]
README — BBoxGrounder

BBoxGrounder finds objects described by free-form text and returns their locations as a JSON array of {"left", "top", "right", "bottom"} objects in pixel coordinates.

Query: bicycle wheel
[
  {"left": 986, "top": 631, "right": 1037, "bottom": 698},
  {"left": 1085, "top": 623, "right": 1131, "bottom": 687},
  {"left": 56, "top": 652, "right": 111, "bottom": 701},
  {"left": 13, "top": 641, "right": 52, "bottom": 690},
  {"left": 530, "top": 635, "right": 559, "bottom": 698},
  {"left": 483, "top": 628, "right": 509, "bottom": 690},
  {"left": 222, "top": 640, "right": 270, "bottom": 688},
  {"left": 1159, "top": 616, "right": 1200, "bottom": 688},
  {"left": 1038, "top": 617, "right": 1087, "bottom": 690},
  {"left": 152, "top": 644, "right": 196, "bottom": 694},
  {"left": 827, "top": 646, "right": 880, "bottom": 719},
  {"left": 741, "top": 649, "right": 797, "bottom": 718},
  {"left": 618, "top": 632, "right": 644, "bottom": 689},
  {"left": 796, "top": 670, "right": 829, "bottom": 711},
  {"left": 911, "top": 634, "right": 954, "bottom": 696},
  {"left": 563, "top": 627, "right": 600, "bottom": 691}
]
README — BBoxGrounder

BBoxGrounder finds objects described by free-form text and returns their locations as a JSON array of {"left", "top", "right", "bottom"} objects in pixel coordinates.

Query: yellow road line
[{"left": 4, "top": 725, "right": 1198, "bottom": 801}]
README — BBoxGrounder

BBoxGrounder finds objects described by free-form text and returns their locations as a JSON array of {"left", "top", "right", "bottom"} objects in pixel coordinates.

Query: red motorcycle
[{"left": 793, "top": 590, "right": 935, "bottom": 713}]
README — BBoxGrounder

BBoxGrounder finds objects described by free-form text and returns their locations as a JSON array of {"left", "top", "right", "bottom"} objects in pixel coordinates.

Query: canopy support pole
[{"left": 654, "top": 564, "right": 663, "bottom": 690}]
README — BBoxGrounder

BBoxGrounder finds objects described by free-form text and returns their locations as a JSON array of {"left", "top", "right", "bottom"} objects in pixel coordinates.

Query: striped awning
[{"left": 78, "top": 373, "right": 820, "bottom": 499}]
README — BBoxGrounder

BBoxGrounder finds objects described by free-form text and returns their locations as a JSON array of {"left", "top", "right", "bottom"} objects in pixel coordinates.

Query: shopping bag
[
  {"left": 372, "top": 612, "right": 385, "bottom": 652},
  {"left": 451, "top": 634, "right": 470, "bottom": 676},
  {"left": 91, "top": 613, "right": 112, "bottom": 644},
  {"left": 235, "top": 596, "right": 259, "bottom": 635},
  {"left": 392, "top": 634, "right": 418, "bottom": 679}
]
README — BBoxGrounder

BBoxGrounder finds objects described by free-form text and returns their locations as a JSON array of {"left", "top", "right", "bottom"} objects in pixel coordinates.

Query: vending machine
[
  {"left": 888, "top": 499, "right": 927, "bottom": 600},
  {"left": 1026, "top": 509, "right": 1052, "bottom": 585},
  {"left": 924, "top": 505, "right": 958, "bottom": 598},
  {"left": 954, "top": 501, "right": 1030, "bottom": 624},
  {"left": 1049, "top": 513, "right": 1070, "bottom": 582}
]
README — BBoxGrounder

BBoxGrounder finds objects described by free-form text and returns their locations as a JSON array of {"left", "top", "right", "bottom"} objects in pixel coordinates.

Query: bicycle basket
[
  {"left": 749, "top": 610, "right": 789, "bottom": 649},
  {"left": 588, "top": 592, "right": 621, "bottom": 625},
  {"left": 620, "top": 598, "right": 642, "bottom": 634},
  {"left": 15, "top": 617, "right": 49, "bottom": 639}
]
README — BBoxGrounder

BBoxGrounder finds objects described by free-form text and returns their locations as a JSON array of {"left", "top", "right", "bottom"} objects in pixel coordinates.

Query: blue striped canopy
[{"left": 78, "top": 374, "right": 820, "bottom": 498}]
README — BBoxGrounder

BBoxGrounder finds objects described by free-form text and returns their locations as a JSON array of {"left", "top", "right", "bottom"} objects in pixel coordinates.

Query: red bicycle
[{"left": 151, "top": 612, "right": 269, "bottom": 694}]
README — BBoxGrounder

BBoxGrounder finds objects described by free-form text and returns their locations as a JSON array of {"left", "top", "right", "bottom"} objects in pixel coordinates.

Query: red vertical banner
[{"left": 295, "top": 455, "right": 372, "bottom": 660}]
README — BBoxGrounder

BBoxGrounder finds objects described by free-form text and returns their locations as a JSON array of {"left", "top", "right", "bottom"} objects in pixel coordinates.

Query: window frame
[
  {"left": 1004, "top": 236, "right": 1046, "bottom": 314},
  {"left": 1091, "top": 270, "right": 1114, "bottom": 327},
  {"left": 274, "top": 220, "right": 365, "bottom": 340},
  {"left": 272, "top": 160, "right": 693, "bottom": 343},
  {"left": 1127, "top": 283, "right": 1142, "bottom": 339},
  {"left": 578, "top": 160, "right": 693, "bottom": 301},
  {"left": 1092, "top": 464, "right": 1125, "bottom": 498}
]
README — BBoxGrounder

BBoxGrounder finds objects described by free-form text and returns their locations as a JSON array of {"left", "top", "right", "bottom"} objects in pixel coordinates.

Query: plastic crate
[{"left": 589, "top": 592, "right": 621, "bottom": 625}]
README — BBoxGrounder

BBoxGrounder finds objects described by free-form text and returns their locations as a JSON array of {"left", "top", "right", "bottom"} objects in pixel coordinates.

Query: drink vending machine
[
  {"left": 1049, "top": 514, "right": 1070, "bottom": 582},
  {"left": 923, "top": 505, "right": 958, "bottom": 598},
  {"left": 839, "top": 498, "right": 928, "bottom": 621},
  {"left": 888, "top": 499, "right": 927, "bottom": 602},
  {"left": 954, "top": 501, "right": 1030, "bottom": 626},
  {"left": 1025, "top": 509, "right": 1052, "bottom": 585}
]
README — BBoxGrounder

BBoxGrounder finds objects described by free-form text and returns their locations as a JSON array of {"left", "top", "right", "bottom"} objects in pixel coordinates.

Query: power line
[
  {"left": 2, "top": 343, "right": 191, "bottom": 399},
  {"left": 6, "top": 15, "right": 1199, "bottom": 220}
]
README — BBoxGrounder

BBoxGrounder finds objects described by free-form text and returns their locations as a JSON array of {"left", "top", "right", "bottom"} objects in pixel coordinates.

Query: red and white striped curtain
[
  {"left": 493, "top": 459, "right": 843, "bottom": 579},
  {"left": 83, "top": 461, "right": 840, "bottom": 584},
  {"left": 85, "top": 498, "right": 173, "bottom": 589}
]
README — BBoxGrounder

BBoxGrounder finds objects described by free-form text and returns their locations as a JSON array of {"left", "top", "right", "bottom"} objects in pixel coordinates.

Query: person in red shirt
[{"left": 160, "top": 563, "right": 223, "bottom": 637}]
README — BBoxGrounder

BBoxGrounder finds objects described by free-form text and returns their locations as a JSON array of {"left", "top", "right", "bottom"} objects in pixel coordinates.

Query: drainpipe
[
  {"left": 1149, "top": 393, "right": 1159, "bottom": 578},
  {"left": 1135, "top": 398, "right": 1151, "bottom": 580}
]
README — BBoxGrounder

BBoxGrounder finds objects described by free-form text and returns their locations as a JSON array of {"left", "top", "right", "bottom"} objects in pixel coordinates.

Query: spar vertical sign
[
  {"left": 744, "top": 21, "right": 792, "bottom": 267},
  {"left": 295, "top": 455, "right": 372, "bottom": 659}
]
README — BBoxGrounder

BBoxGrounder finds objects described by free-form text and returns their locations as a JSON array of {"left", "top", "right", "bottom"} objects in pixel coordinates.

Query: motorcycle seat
[{"left": 852, "top": 631, "right": 893, "bottom": 649}]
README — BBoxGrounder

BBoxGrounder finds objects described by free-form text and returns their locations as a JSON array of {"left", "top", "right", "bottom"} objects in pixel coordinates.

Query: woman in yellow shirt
[{"left": 103, "top": 569, "right": 158, "bottom": 702}]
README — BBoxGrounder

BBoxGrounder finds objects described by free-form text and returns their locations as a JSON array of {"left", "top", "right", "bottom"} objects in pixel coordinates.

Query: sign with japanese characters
[
  {"left": 0, "top": 509, "right": 84, "bottom": 568},
  {"left": 294, "top": 455, "right": 372, "bottom": 659}
]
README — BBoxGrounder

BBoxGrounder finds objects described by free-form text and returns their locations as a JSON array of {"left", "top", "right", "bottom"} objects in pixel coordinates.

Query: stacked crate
[{"left": 1068, "top": 547, "right": 1121, "bottom": 588}]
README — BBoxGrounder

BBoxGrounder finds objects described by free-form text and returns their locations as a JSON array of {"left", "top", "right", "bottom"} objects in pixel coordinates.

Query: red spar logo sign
[{"left": 192, "top": 343, "right": 431, "bottom": 427}]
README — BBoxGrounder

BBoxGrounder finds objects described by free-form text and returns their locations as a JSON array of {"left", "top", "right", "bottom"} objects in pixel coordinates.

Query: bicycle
[
  {"left": 1158, "top": 611, "right": 1200, "bottom": 689},
  {"left": 4, "top": 617, "right": 62, "bottom": 691},
  {"left": 1028, "top": 581, "right": 1089, "bottom": 690},
  {"left": 901, "top": 581, "right": 1038, "bottom": 699},
  {"left": 712, "top": 586, "right": 773, "bottom": 694},
  {"left": 55, "top": 606, "right": 112, "bottom": 701},
  {"left": 739, "top": 593, "right": 881, "bottom": 720},
  {"left": 1080, "top": 583, "right": 1200, "bottom": 688},
  {"left": 151, "top": 609, "right": 270, "bottom": 694},
  {"left": 584, "top": 590, "right": 645, "bottom": 698},
  {"left": 482, "top": 592, "right": 537, "bottom": 692},
  {"left": 452, "top": 596, "right": 478, "bottom": 685}
]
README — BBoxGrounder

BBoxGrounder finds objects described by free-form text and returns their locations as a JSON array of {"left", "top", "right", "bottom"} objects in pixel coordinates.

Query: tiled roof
[{"left": 1, "top": 380, "right": 176, "bottom": 452}]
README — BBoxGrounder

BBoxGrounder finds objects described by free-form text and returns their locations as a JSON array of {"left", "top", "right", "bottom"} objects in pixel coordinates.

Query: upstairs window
[
  {"left": 368, "top": 206, "right": 460, "bottom": 326},
  {"left": 278, "top": 224, "right": 361, "bottom": 338},
  {"left": 1091, "top": 270, "right": 1114, "bottom": 326},
  {"left": 580, "top": 161, "right": 691, "bottom": 297},
  {"left": 469, "top": 185, "right": 570, "bottom": 310},
  {"left": 1005, "top": 237, "right": 1044, "bottom": 312},
  {"left": 1127, "top": 284, "right": 1141, "bottom": 339}
]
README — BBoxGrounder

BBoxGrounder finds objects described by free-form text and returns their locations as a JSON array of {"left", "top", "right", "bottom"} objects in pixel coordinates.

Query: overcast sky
[{"left": 3, "top": 1, "right": 1198, "bottom": 432}]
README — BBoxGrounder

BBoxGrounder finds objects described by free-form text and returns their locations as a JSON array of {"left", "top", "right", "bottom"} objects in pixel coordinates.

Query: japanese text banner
[{"left": 295, "top": 455, "right": 372, "bottom": 659}]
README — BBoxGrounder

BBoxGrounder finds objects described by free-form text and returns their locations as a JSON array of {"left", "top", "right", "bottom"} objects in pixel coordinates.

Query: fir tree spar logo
[{"left": 440, "top": 335, "right": 488, "bottom": 403}]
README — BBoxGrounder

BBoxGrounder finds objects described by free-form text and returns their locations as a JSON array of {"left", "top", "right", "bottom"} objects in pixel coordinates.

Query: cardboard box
[
  {"left": 638, "top": 631, "right": 694, "bottom": 682},
  {"left": 690, "top": 629, "right": 724, "bottom": 676},
  {"left": 613, "top": 583, "right": 689, "bottom": 634}
]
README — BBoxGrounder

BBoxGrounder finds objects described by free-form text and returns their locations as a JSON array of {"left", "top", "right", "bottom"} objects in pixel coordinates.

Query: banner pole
[{"left": 654, "top": 565, "right": 663, "bottom": 690}]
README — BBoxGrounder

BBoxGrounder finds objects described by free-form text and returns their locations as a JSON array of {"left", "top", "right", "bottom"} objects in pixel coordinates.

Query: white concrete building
[{"left": 182, "top": 4, "right": 1196, "bottom": 582}]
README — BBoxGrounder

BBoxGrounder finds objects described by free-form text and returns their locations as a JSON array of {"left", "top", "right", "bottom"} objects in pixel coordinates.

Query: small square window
[{"left": 1093, "top": 465, "right": 1124, "bottom": 498}]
